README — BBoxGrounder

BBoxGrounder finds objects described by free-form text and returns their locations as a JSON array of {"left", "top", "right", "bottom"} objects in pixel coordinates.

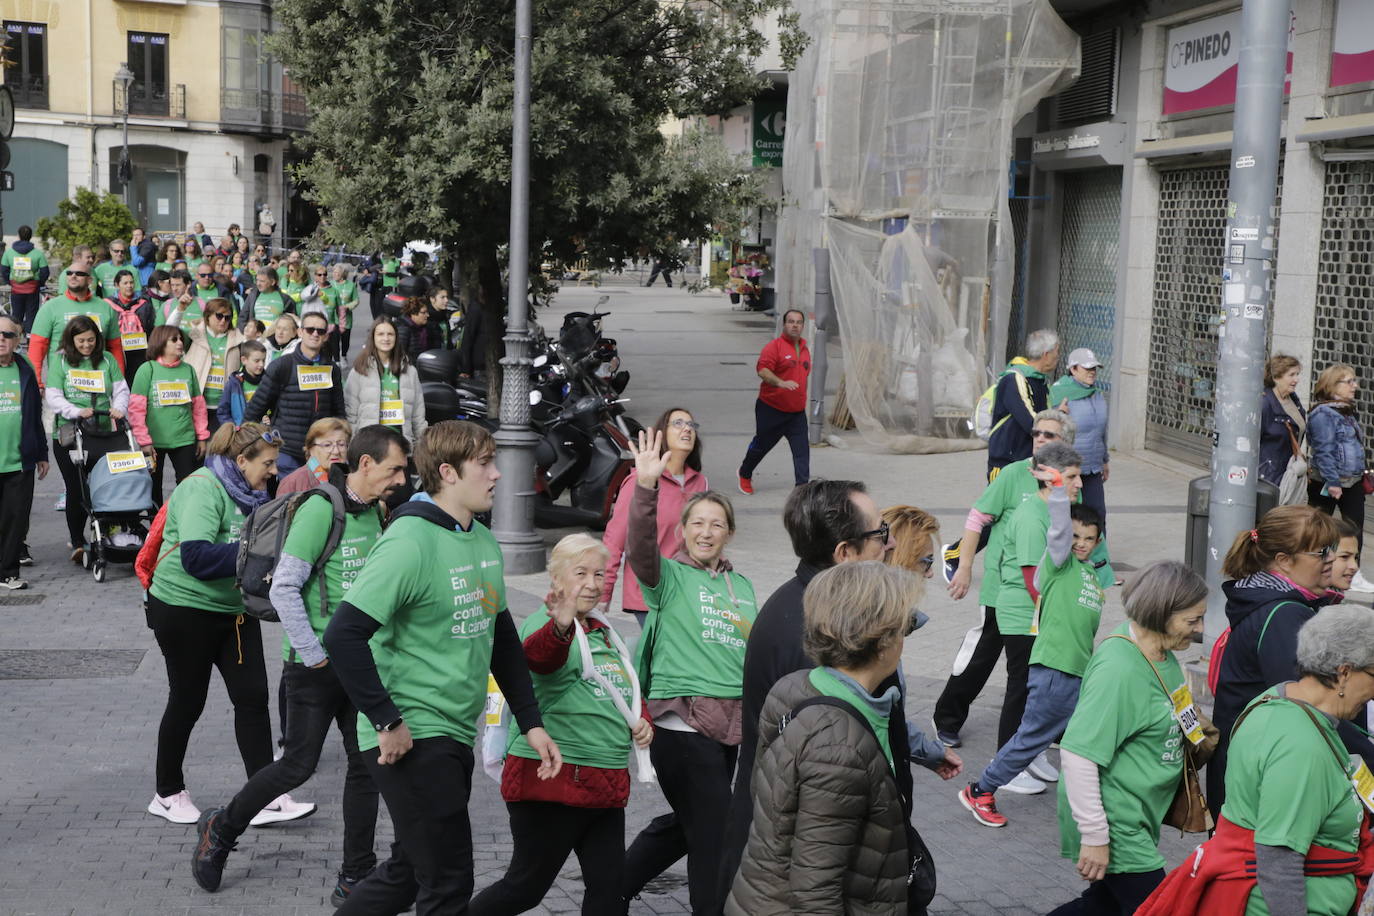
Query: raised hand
[
  {"left": 545, "top": 584, "right": 577, "bottom": 633},
  {"left": 628, "top": 428, "right": 672, "bottom": 489}
]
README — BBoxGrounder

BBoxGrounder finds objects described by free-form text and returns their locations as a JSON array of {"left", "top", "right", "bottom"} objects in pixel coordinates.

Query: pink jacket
[{"left": 600, "top": 465, "right": 708, "bottom": 612}]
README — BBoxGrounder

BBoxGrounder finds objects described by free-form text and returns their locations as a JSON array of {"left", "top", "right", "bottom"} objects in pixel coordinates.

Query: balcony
[
  {"left": 113, "top": 80, "right": 185, "bottom": 119},
  {"left": 220, "top": 88, "right": 309, "bottom": 135}
]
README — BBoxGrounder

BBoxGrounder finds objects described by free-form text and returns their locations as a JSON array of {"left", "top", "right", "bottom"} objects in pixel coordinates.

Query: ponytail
[
  {"left": 1221, "top": 504, "right": 1339, "bottom": 579},
  {"left": 208, "top": 421, "right": 277, "bottom": 462}
]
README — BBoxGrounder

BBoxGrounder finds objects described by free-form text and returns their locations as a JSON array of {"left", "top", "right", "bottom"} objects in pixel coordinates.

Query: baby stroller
[{"left": 70, "top": 411, "right": 157, "bottom": 582}]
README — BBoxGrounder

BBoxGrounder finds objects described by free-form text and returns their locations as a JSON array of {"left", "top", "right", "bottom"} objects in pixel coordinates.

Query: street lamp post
[
  {"left": 490, "top": 0, "right": 545, "bottom": 573},
  {"left": 115, "top": 63, "right": 134, "bottom": 207}
]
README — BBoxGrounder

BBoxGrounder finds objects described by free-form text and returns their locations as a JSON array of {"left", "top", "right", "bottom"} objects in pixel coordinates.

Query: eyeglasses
[
  {"left": 301, "top": 325, "right": 328, "bottom": 336},
  {"left": 1031, "top": 429, "right": 1059, "bottom": 440},
  {"left": 314, "top": 439, "right": 348, "bottom": 452},
  {"left": 1295, "top": 546, "right": 1335, "bottom": 560},
  {"left": 669, "top": 418, "right": 700, "bottom": 430},
  {"left": 918, "top": 555, "right": 935, "bottom": 572},
  {"left": 1338, "top": 378, "right": 1358, "bottom": 386},
  {"left": 852, "top": 520, "right": 891, "bottom": 545}
]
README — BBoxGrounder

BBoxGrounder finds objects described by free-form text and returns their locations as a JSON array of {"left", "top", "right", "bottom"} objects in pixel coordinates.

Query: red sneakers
[
  {"left": 737, "top": 475, "right": 754, "bottom": 495},
  {"left": 959, "top": 783, "right": 1008, "bottom": 828}
]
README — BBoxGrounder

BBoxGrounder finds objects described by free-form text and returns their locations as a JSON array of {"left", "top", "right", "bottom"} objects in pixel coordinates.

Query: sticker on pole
[
  {"left": 1227, "top": 465, "right": 1248, "bottom": 485},
  {"left": 1230, "top": 245, "right": 1246, "bottom": 264},
  {"left": 1235, "top": 155, "right": 1256, "bottom": 169},
  {"left": 1244, "top": 303, "right": 1266, "bottom": 320},
  {"left": 1224, "top": 282, "right": 1245, "bottom": 304},
  {"left": 1231, "top": 227, "right": 1258, "bottom": 241}
]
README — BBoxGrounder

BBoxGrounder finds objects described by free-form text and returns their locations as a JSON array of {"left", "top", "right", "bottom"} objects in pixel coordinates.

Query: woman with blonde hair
[
  {"left": 882, "top": 504, "right": 941, "bottom": 578},
  {"left": 277, "top": 417, "right": 353, "bottom": 494},
  {"left": 1306, "top": 363, "right": 1370, "bottom": 590}
]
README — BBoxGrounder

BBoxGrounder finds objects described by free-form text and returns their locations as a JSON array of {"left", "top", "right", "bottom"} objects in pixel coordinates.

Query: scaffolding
[{"left": 779, "top": 0, "right": 1079, "bottom": 452}]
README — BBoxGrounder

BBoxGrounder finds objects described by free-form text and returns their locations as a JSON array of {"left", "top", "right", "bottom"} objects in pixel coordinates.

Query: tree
[
  {"left": 271, "top": 0, "right": 798, "bottom": 370},
  {"left": 35, "top": 188, "right": 136, "bottom": 267}
]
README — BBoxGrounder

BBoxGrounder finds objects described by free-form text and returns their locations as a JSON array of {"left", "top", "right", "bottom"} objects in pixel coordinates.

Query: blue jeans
[{"left": 978, "top": 664, "right": 1081, "bottom": 792}]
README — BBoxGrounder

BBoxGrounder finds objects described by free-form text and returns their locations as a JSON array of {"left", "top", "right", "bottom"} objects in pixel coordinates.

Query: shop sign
[
  {"left": 1164, "top": 9, "right": 1293, "bottom": 115},
  {"left": 1332, "top": 0, "right": 1374, "bottom": 88},
  {"left": 753, "top": 100, "right": 785, "bottom": 167},
  {"left": 1031, "top": 122, "right": 1125, "bottom": 169}
]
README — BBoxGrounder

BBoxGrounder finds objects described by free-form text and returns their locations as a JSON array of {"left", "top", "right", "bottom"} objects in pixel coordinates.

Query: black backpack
[{"left": 235, "top": 482, "right": 347, "bottom": 621}]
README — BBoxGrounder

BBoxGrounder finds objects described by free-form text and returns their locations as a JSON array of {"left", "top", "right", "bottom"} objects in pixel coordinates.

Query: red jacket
[
  {"left": 756, "top": 334, "right": 810, "bottom": 413},
  {"left": 1136, "top": 814, "right": 1373, "bottom": 916},
  {"left": 600, "top": 465, "right": 708, "bottom": 612}
]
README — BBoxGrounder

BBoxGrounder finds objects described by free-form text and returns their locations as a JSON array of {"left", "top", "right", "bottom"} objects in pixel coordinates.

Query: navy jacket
[
  {"left": 987, "top": 366, "right": 1049, "bottom": 470},
  {"left": 9, "top": 353, "right": 48, "bottom": 471},
  {"left": 243, "top": 349, "right": 344, "bottom": 461},
  {"left": 1257, "top": 388, "right": 1305, "bottom": 487}
]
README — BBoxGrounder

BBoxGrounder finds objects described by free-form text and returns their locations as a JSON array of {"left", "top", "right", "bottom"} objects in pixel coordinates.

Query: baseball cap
[{"left": 1067, "top": 348, "right": 1102, "bottom": 369}]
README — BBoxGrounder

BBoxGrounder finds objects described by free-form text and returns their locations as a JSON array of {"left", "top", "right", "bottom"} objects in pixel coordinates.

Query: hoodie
[
  {"left": 0, "top": 239, "right": 49, "bottom": 293},
  {"left": 987, "top": 357, "right": 1050, "bottom": 471}
]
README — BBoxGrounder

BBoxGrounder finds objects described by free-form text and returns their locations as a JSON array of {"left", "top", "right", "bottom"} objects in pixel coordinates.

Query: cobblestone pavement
[{"left": 0, "top": 283, "right": 1242, "bottom": 915}]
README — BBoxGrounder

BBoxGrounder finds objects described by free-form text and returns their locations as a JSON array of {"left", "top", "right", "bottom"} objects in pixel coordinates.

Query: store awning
[{"left": 1134, "top": 131, "right": 1233, "bottom": 160}]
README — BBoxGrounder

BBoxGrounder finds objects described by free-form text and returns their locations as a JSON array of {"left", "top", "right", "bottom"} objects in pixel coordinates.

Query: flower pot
[{"left": 729, "top": 292, "right": 741, "bottom": 304}]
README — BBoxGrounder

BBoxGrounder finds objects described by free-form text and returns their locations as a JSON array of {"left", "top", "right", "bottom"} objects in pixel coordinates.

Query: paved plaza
[{"left": 0, "top": 280, "right": 1271, "bottom": 914}]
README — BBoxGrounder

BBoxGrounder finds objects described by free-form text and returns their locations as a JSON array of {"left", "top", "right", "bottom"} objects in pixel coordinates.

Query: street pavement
[{"left": 0, "top": 276, "right": 1256, "bottom": 914}]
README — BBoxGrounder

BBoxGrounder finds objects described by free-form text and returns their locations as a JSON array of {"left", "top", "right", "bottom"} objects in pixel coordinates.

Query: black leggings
[
  {"left": 470, "top": 801, "right": 625, "bottom": 915},
  {"left": 1309, "top": 479, "right": 1366, "bottom": 557},
  {"left": 52, "top": 442, "right": 87, "bottom": 547},
  {"left": 624, "top": 728, "right": 737, "bottom": 915},
  {"left": 151, "top": 443, "right": 200, "bottom": 507},
  {"left": 933, "top": 606, "right": 1035, "bottom": 748},
  {"left": 1046, "top": 869, "right": 1165, "bottom": 915},
  {"left": 145, "top": 593, "right": 272, "bottom": 797}
]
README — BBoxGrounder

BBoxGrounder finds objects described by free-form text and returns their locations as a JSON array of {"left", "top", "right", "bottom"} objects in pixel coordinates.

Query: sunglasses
[
  {"left": 853, "top": 520, "right": 891, "bottom": 545},
  {"left": 207, "top": 312, "right": 230, "bottom": 321},
  {"left": 198, "top": 273, "right": 213, "bottom": 278},
  {"left": 918, "top": 554, "right": 935, "bottom": 572},
  {"left": 300, "top": 326, "right": 328, "bottom": 336},
  {"left": 1295, "top": 546, "right": 1335, "bottom": 560},
  {"left": 69, "top": 270, "right": 90, "bottom": 277},
  {"left": 0, "top": 330, "right": 18, "bottom": 339},
  {"left": 259, "top": 428, "right": 286, "bottom": 446},
  {"left": 1031, "top": 429, "right": 1059, "bottom": 440}
]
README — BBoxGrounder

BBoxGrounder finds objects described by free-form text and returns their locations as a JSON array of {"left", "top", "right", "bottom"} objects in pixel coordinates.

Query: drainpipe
[{"left": 87, "top": 0, "right": 97, "bottom": 190}]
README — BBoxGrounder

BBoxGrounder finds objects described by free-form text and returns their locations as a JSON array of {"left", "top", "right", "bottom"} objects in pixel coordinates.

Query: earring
[{"left": 1340, "top": 690, "right": 1346, "bottom": 697}]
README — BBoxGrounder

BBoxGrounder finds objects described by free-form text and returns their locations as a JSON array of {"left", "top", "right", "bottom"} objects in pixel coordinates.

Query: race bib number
[
  {"left": 68, "top": 369, "right": 106, "bottom": 394},
  {"left": 122, "top": 331, "right": 147, "bottom": 351},
  {"left": 484, "top": 674, "right": 505, "bottom": 727},
  {"left": 296, "top": 365, "right": 333, "bottom": 391},
  {"left": 1029, "top": 594, "right": 1042, "bottom": 636},
  {"left": 13, "top": 256, "right": 31, "bottom": 272},
  {"left": 1354, "top": 761, "right": 1374, "bottom": 814},
  {"left": 380, "top": 398, "right": 404, "bottom": 426},
  {"left": 1170, "top": 683, "right": 1207, "bottom": 746},
  {"left": 154, "top": 380, "right": 190, "bottom": 406},
  {"left": 106, "top": 451, "right": 149, "bottom": 475},
  {"left": 205, "top": 367, "right": 226, "bottom": 391}
]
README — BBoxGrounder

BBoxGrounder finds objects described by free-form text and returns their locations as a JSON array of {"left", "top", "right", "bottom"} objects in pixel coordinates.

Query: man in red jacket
[{"left": 738, "top": 308, "right": 811, "bottom": 494}]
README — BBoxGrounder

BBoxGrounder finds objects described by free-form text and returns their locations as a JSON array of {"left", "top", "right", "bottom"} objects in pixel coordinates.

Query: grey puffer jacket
[
  {"left": 343, "top": 358, "right": 427, "bottom": 445},
  {"left": 726, "top": 670, "right": 908, "bottom": 916}
]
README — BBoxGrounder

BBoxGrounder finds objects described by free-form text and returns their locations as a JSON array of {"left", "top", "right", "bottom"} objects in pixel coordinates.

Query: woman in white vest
[{"left": 344, "top": 316, "right": 427, "bottom": 446}]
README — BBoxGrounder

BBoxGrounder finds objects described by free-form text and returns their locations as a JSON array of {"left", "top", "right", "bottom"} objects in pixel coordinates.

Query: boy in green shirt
[
  {"left": 194, "top": 425, "right": 411, "bottom": 900},
  {"left": 961, "top": 450, "right": 1104, "bottom": 828}
]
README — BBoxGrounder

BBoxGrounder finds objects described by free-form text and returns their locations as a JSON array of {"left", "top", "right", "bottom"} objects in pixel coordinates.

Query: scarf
[
  {"left": 206, "top": 453, "right": 272, "bottom": 515},
  {"left": 1006, "top": 356, "right": 1046, "bottom": 381},
  {"left": 1051, "top": 374, "right": 1097, "bottom": 402}
]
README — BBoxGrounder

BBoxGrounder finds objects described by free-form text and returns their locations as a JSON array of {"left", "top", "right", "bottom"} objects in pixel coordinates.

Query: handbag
[
  {"left": 57, "top": 420, "right": 77, "bottom": 449},
  {"left": 1105, "top": 633, "right": 1218, "bottom": 834},
  {"left": 1278, "top": 423, "right": 1309, "bottom": 506}
]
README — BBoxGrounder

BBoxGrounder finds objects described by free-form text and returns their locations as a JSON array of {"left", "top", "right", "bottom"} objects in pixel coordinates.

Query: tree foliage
[
  {"left": 35, "top": 188, "right": 136, "bottom": 267},
  {"left": 270, "top": 0, "right": 798, "bottom": 307}
]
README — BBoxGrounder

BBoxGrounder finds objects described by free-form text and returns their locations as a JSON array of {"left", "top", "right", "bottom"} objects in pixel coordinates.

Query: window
[
  {"left": 127, "top": 31, "right": 169, "bottom": 116},
  {"left": 4, "top": 21, "right": 47, "bottom": 109}
]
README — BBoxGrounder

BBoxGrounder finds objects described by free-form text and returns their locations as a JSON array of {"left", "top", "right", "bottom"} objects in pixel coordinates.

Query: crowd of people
[{"left": 7, "top": 231, "right": 1374, "bottom": 916}]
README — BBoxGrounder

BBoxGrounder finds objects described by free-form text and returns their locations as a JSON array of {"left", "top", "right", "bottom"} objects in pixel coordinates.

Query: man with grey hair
[
  {"left": 934, "top": 409, "right": 1075, "bottom": 793},
  {"left": 987, "top": 328, "right": 1059, "bottom": 478},
  {"left": 0, "top": 313, "right": 48, "bottom": 589}
]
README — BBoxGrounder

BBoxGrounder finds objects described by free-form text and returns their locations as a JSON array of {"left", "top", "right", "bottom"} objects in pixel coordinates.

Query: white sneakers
[
  {"left": 1028, "top": 751, "right": 1059, "bottom": 783},
  {"left": 249, "top": 793, "right": 317, "bottom": 827},
  {"left": 1002, "top": 770, "right": 1047, "bottom": 795},
  {"left": 1351, "top": 571, "right": 1374, "bottom": 593},
  {"left": 147, "top": 790, "right": 201, "bottom": 824}
]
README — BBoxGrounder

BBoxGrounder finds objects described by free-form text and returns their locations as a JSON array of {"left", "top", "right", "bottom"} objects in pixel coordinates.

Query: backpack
[
  {"left": 235, "top": 482, "right": 348, "bottom": 622},
  {"left": 971, "top": 371, "right": 1032, "bottom": 441},
  {"left": 108, "top": 298, "right": 145, "bottom": 340},
  {"left": 134, "top": 503, "right": 173, "bottom": 589}
]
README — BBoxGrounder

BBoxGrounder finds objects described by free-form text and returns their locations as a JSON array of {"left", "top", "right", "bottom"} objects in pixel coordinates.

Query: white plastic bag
[
  {"left": 481, "top": 674, "right": 510, "bottom": 783},
  {"left": 1278, "top": 455, "right": 1308, "bottom": 506}
]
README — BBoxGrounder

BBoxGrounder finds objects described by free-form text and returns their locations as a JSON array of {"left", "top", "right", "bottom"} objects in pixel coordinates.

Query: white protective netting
[{"left": 778, "top": 0, "right": 1080, "bottom": 453}]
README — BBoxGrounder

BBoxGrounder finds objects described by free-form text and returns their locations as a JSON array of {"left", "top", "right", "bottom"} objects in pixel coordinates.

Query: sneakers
[
  {"left": 18, "top": 547, "right": 33, "bottom": 566},
  {"left": 191, "top": 807, "right": 236, "bottom": 892},
  {"left": 331, "top": 870, "right": 372, "bottom": 908},
  {"left": 1003, "top": 770, "right": 1048, "bottom": 795},
  {"left": 737, "top": 475, "right": 754, "bottom": 496},
  {"left": 148, "top": 790, "right": 201, "bottom": 824},
  {"left": 69, "top": 547, "right": 84, "bottom": 565},
  {"left": 958, "top": 783, "right": 1007, "bottom": 828},
  {"left": 1351, "top": 571, "right": 1374, "bottom": 593},
  {"left": 932, "top": 719, "right": 962, "bottom": 748},
  {"left": 1, "top": 576, "right": 27, "bottom": 590},
  {"left": 1028, "top": 751, "right": 1059, "bottom": 783},
  {"left": 941, "top": 540, "right": 960, "bottom": 584},
  {"left": 249, "top": 793, "right": 316, "bottom": 827},
  {"left": 53, "top": 491, "right": 65, "bottom": 512}
]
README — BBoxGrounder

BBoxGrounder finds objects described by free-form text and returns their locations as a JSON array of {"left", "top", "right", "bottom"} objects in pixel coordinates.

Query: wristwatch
[{"left": 376, "top": 716, "right": 404, "bottom": 733}]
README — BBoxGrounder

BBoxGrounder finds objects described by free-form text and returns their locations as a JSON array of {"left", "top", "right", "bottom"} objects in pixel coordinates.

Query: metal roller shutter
[{"left": 1056, "top": 168, "right": 1122, "bottom": 390}]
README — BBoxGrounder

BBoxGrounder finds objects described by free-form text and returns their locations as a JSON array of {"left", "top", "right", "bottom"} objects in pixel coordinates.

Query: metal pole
[
  {"left": 491, "top": 0, "right": 545, "bottom": 574},
  {"left": 121, "top": 108, "right": 130, "bottom": 208},
  {"left": 1203, "top": 0, "right": 1290, "bottom": 645},
  {"left": 809, "top": 247, "right": 833, "bottom": 444}
]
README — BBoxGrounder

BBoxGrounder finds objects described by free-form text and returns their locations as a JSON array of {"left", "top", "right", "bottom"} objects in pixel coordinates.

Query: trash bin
[{"left": 1184, "top": 475, "right": 1280, "bottom": 578}]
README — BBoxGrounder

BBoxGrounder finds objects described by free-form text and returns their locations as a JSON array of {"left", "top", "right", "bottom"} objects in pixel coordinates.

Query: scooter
[{"left": 531, "top": 393, "right": 635, "bottom": 529}]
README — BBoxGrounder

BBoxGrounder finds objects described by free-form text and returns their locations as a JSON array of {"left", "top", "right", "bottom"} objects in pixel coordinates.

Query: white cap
[{"left": 1067, "top": 347, "right": 1102, "bottom": 369}]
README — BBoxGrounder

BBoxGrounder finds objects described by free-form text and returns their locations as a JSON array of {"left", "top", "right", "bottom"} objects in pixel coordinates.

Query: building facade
[{"left": 1, "top": 0, "right": 305, "bottom": 242}]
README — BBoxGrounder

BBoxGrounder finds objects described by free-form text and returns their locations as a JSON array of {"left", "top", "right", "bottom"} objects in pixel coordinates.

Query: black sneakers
[
  {"left": 191, "top": 807, "right": 237, "bottom": 892},
  {"left": 331, "top": 871, "right": 368, "bottom": 908}
]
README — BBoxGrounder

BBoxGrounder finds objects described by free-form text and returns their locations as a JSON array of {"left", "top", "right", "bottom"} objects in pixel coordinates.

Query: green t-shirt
[
  {"left": 48, "top": 355, "right": 122, "bottom": 436},
  {"left": 807, "top": 667, "right": 894, "bottom": 771},
  {"left": 31, "top": 296, "right": 119, "bottom": 372},
  {"left": 202, "top": 334, "right": 229, "bottom": 408},
  {"left": 635, "top": 556, "right": 757, "bottom": 700},
  {"left": 346, "top": 514, "right": 508, "bottom": 750},
  {"left": 186, "top": 258, "right": 204, "bottom": 274},
  {"left": 0, "top": 361, "right": 22, "bottom": 472},
  {"left": 1057, "top": 623, "right": 1186, "bottom": 874},
  {"left": 326, "top": 280, "right": 359, "bottom": 329},
  {"left": 507, "top": 610, "right": 636, "bottom": 769},
  {"left": 973, "top": 458, "right": 1038, "bottom": 608},
  {"left": 1029, "top": 549, "right": 1104, "bottom": 677},
  {"left": 381, "top": 258, "right": 400, "bottom": 289},
  {"left": 280, "top": 495, "right": 385, "bottom": 663},
  {"left": 131, "top": 359, "right": 200, "bottom": 448},
  {"left": 1222, "top": 689, "right": 1363, "bottom": 916},
  {"left": 155, "top": 261, "right": 175, "bottom": 275},
  {"left": 2, "top": 245, "right": 47, "bottom": 284},
  {"left": 253, "top": 290, "right": 287, "bottom": 323},
  {"left": 93, "top": 261, "right": 140, "bottom": 299},
  {"left": 193, "top": 283, "right": 220, "bottom": 303},
  {"left": 148, "top": 468, "right": 246, "bottom": 614},
  {"left": 997, "top": 496, "right": 1049, "bottom": 635},
  {"left": 379, "top": 370, "right": 403, "bottom": 427},
  {"left": 281, "top": 279, "right": 305, "bottom": 302}
]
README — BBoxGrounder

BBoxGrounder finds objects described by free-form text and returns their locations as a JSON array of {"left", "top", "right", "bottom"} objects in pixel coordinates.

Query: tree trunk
[{"left": 478, "top": 249, "right": 506, "bottom": 405}]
